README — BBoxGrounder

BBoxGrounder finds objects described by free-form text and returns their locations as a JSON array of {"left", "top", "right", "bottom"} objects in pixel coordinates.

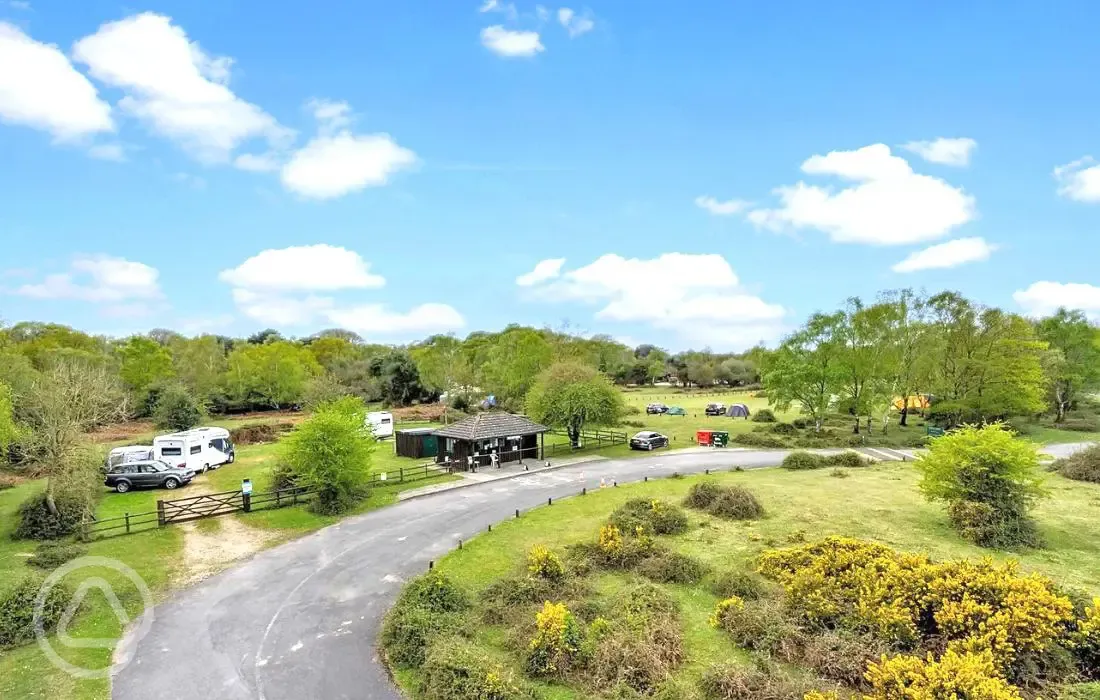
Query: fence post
[
  {"left": 157, "top": 500, "right": 166, "bottom": 526},
  {"left": 243, "top": 492, "right": 251, "bottom": 513},
  {"left": 125, "top": 512, "right": 131, "bottom": 534},
  {"left": 275, "top": 489, "right": 281, "bottom": 508}
]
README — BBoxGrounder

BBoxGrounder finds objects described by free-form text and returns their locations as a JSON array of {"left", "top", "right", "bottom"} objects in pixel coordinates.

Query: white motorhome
[
  {"left": 366, "top": 411, "right": 394, "bottom": 439},
  {"left": 153, "top": 427, "right": 235, "bottom": 473},
  {"left": 105, "top": 445, "right": 154, "bottom": 471}
]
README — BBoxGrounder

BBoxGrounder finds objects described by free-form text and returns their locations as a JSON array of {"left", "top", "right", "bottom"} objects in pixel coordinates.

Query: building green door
[{"left": 423, "top": 434, "right": 439, "bottom": 457}]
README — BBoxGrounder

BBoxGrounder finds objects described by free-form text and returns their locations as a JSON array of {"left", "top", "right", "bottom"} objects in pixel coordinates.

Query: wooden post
[
  {"left": 275, "top": 489, "right": 281, "bottom": 508},
  {"left": 515, "top": 509, "right": 520, "bottom": 518},
  {"left": 242, "top": 492, "right": 251, "bottom": 513},
  {"left": 125, "top": 512, "right": 131, "bottom": 534},
  {"left": 157, "top": 500, "right": 166, "bottom": 526}
]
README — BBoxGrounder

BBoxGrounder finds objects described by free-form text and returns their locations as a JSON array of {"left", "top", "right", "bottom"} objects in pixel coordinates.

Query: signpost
[{"left": 241, "top": 479, "right": 253, "bottom": 512}]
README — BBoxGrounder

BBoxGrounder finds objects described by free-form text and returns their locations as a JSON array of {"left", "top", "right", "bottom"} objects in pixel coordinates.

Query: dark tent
[{"left": 727, "top": 403, "right": 751, "bottom": 418}]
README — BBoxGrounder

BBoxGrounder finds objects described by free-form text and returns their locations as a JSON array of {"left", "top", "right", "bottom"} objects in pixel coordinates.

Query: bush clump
[
  {"left": 751, "top": 408, "right": 777, "bottom": 423},
  {"left": 0, "top": 575, "right": 70, "bottom": 648},
  {"left": 698, "top": 662, "right": 818, "bottom": 700},
  {"left": 526, "top": 601, "right": 585, "bottom": 677},
  {"left": 708, "top": 597, "right": 805, "bottom": 661},
  {"left": 420, "top": 637, "right": 534, "bottom": 700},
  {"left": 609, "top": 499, "right": 689, "bottom": 536},
  {"left": 781, "top": 451, "right": 824, "bottom": 471},
  {"left": 27, "top": 542, "right": 86, "bottom": 570},
  {"left": 15, "top": 491, "right": 89, "bottom": 540},
  {"left": 1053, "top": 444, "right": 1100, "bottom": 484},
  {"left": 801, "top": 630, "right": 891, "bottom": 687},
  {"left": 152, "top": 383, "right": 204, "bottom": 431},
  {"left": 381, "top": 572, "right": 469, "bottom": 667},
  {"left": 864, "top": 649, "right": 1024, "bottom": 700},
  {"left": 769, "top": 422, "right": 797, "bottom": 435},
  {"left": 708, "top": 569, "right": 771, "bottom": 601},
  {"left": 588, "top": 584, "right": 685, "bottom": 695},
  {"left": 732, "top": 432, "right": 786, "bottom": 448},
  {"left": 792, "top": 418, "right": 812, "bottom": 429},
  {"left": 824, "top": 451, "right": 869, "bottom": 468},
  {"left": 526, "top": 545, "right": 565, "bottom": 581},
  {"left": 638, "top": 551, "right": 708, "bottom": 584},
  {"left": 683, "top": 483, "right": 764, "bottom": 520},
  {"left": 589, "top": 524, "right": 657, "bottom": 569}
]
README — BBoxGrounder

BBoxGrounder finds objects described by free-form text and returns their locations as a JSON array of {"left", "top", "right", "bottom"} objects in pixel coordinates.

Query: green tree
[
  {"left": 836, "top": 298, "right": 900, "bottom": 434},
  {"left": 916, "top": 424, "right": 1046, "bottom": 548},
  {"left": 281, "top": 397, "right": 376, "bottom": 514},
  {"left": 118, "top": 335, "right": 175, "bottom": 400},
  {"left": 764, "top": 312, "right": 845, "bottom": 432},
  {"left": 525, "top": 362, "right": 624, "bottom": 447},
  {"left": 371, "top": 350, "right": 428, "bottom": 406},
  {"left": 170, "top": 335, "right": 227, "bottom": 403},
  {"left": 224, "top": 341, "right": 321, "bottom": 409},
  {"left": 153, "top": 383, "right": 204, "bottom": 431},
  {"left": 686, "top": 360, "right": 716, "bottom": 387},
  {"left": 307, "top": 336, "right": 361, "bottom": 372},
  {"left": 1036, "top": 308, "right": 1100, "bottom": 422},
  {"left": 880, "top": 289, "right": 933, "bottom": 427},
  {"left": 0, "top": 381, "right": 21, "bottom": 454},
  {"left": 481, "top": 327, "right": 555, "bottom": 405}
]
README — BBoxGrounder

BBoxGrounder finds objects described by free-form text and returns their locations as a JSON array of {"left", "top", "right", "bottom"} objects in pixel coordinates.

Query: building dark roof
[{"left": 432, "top": 413, "right": 550, "bottom": 441}]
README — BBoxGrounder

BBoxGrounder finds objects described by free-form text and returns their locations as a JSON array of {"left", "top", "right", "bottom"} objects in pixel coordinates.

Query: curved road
[{"left": 111, "top": 443, "right": 1092, "bottom": 700}]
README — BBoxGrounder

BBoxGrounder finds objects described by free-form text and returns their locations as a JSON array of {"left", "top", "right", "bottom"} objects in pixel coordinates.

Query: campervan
[
  {"left": 153, "top": 427, "right": 235, "bottom": 474},
  {"left": 105, "top": 445, "right": 154, "bottom": 472},
  {"left": 366, "top": 411, "right": 394, "bottom": 439}
]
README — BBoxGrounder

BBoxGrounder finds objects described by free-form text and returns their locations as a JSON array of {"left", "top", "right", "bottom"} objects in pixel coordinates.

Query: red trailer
[{"left": 696, "top": 429, "right": 713, "bottom": 446}]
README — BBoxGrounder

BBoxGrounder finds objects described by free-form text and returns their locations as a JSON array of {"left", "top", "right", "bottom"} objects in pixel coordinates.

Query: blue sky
[{"left": 2, "top": 0, "right": 1099, "bottom": 350}]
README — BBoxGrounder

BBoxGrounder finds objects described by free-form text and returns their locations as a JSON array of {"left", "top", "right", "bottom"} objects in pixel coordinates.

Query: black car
[
  {"left": 646, "top": 403, "right": 668, "bottom": 415},
  {"left": 630, "top": 431, "right": 670, "bottom": 451},
  {"left": 104, "top": 460, "right": 194, "bottom": 493},
  {"left": 704, "top": 403, "right": 726, "bottom": 417}
]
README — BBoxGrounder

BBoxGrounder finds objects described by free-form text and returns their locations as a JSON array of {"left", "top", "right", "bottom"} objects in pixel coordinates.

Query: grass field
[
  {"left": 396, "top": 461, "right": 1100, "bottom": 698},
  {"left": 0, "top": 423, "right": 458, "bottom": 700}
]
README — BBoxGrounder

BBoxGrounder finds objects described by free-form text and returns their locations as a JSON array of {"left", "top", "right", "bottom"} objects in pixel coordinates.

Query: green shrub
[
  {"left": 638, "top": 552, "right": 708, "bottom": 584},
  {"left": 15, "top": 491, "right": 89, "bottom": 540},
  {"left": 1061, "top": 418, "right": 1100, "bottom": 433},
  {"left": 527, "top": 545, "right": 565, "bottom": 580},
  {"left": 698, "top": 662, "right": 817, "bottom": 700},
  {"left": 708, "top": 570, "right": 771, "bottom": 600},
  {"left": 1062, "top": 684, "right": 1100, "bottom": 700},
  {"left": 27, "top": 542, "right": 86, "bottom": 570},
  {"left": 732, "top": 432, "right": 786, "bottom": 448},
  {"left": 781, "top": 451, "right": 824, "bottom": 471},
  {"left": 152, "top": 383, "right": 204, "bottom": 431},
  {"left": 590, "top": 620, "right": 684, "bottom": 695},
  {"left": 829, "top": 468, "right": 849, "bottom": 479},
  {"left": 708, "top": 598, "right": 804, "bottom": 662},
  {"left": 0, "top": 575, "right": 70, "bottom": 648},
  {"left": 770, "top": 422, "right": 796, "bottom": 435},
  {"left": 792, "top": 418, "right": 812, "bottom": 429},
  {"left": 609, "top": 499, "right": 689, "bottom": 536},
  {"left": 684, "top": 482, "right": 724, "bottom": 509},
  {"left": 751, "top": 409, "right": 777, "bottom": 423},
  {"left": 420, "top": 637, "right": 533, "bottom": 700},
  {"left": 401, "top": 571, "right": 469, "bottom": 614},
  {"left": 846, "top": 434, "right": 866, "bottom": 447},
  {"left": 525, "top": 601, "right": 586, "bottom": 677},
  {"left": 800, "top": 630, "right": 890, "bottom": 687},
  {"left": 947, "top": 499, "right": 1042, "bottom": 549},
  {"left": 612, "top": 582, "right": 678, "bottom": 625},
  {"left": 822, "top": 451, "right": 869, "bottom": 468},
  {"left": 684, "top": 483, "right": 764, "bottom": 520},
  {"left": 382, "top": 604, "right": 463, "bottom": 667},
  {"left": 1053, "top": 445, "right": 1100, "bottom": 484}
]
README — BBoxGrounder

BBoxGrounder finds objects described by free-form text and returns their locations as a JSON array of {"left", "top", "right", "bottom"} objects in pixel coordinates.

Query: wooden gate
[{"left": 158, "top": 490, "right": 245, "bottom": 525}]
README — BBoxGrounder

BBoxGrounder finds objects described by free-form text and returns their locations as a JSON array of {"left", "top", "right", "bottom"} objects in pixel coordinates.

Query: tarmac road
[{"left": 110, "top": 442, "right": 1093, "bottom": 700}]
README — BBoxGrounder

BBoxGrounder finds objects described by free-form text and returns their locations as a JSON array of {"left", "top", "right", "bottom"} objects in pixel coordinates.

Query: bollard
[
  {"left": 515, "top": 509, "right": 520, "bottom": 518},
  {"left": 429, "top": 560, "right": 434, "bottom": 570},
  {"left": 459, "top": 540, "right": 463, "bottom": 549},
  {"left": 548, "top": 497, "right": 553, "bottom": 505},
  {"left": 614, "top": 481, "right": 618, "bottom": 487},
  {"left": 644, "top": 476, "right": 648, "bottom": 482},
  {"left": 582, "top": 487, "right": 587, "bottom": 496},
  {"left": 705, "top": 469, "right": 710, "bottom": 475},
  {"left": 488, "top": 524, "right": 492, "bottom": 532}
]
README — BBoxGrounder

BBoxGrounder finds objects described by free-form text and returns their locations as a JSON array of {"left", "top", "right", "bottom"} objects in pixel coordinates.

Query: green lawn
[
  {"left": 399, "top": 462, "right": 1100, "bottom": 698},
  {"left": 0, "top": 431, "right": 458, "bottom": 700}
]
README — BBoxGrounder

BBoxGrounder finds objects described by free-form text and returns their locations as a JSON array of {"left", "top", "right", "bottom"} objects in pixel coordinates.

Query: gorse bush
[
  {"left": 588, "top": 584, "right": 684, "bottom": 695},
  {"left": 683, "top": 482, "right": 724, "bottom": 509},
  {"left": 770, "top": 422, "right": 797, "bottom": 435},
  {"left": 863, "top": 649, "right": 1023, "bottom": 700},
  {"left": 15, "top": 490, "right": 89, "bottom": 540},
  {"left": 733, "top": 432, "right": 786, "bottom": 448},
  {"left": 609, "top": 499, "right": 689, "bottom": 536},
  {"left": 421, "top": 637, "right": 533, "bottom": 700},
  {"left": 781, "top": 451, "right": 823, "bottom": 471},
  {"left": 751, "top": 408, "right": 777, "bottom": 423},
  {"left": 916, "top": 424, "right": 1046, "bottom": 549},
  {"left": 684, "top": 482, "right": 764, "bottom": 520},
  {"left": 1053, "top": 444, "right": 1100, "bottom": 484},
  {"left": 638, "top": 551, "right": 707, "bottom": 584},
  {"left": 26, "top": 542, "right": 85, "bottom": 570},
  {"left": 526, "top": 601, "right": 585, "bottom": 677},
  {"left": 699, "top": 662, "right": 818, "bottom": 700},
  {"left": 1, "top": 575, "right": 69, "bottom": 648},
  {"left": 381, "top": 571, "right": 469, "bottom": 667},
  {"left": 402, "top": 571, "right": 469, "bottom": 613},
  {"left": 526, "top": 545, "right": 565, "bottom": 580},
  {"left": 709, "top": 569, "right": 771, "bottom": 600}
]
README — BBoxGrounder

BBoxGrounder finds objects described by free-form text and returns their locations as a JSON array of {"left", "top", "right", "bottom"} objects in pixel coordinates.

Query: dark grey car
[{"left": 104, "top": 460, "right": 194, "bottom": 493}]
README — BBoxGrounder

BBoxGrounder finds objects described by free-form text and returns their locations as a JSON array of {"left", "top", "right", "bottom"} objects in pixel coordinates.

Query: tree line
[{"left": 761, "top": 290, "right": 1100, "bottom": 433}]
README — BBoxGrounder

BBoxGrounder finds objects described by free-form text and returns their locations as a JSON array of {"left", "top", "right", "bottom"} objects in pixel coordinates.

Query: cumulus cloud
[
  {"left": 516, "top": 258, "right": 565, "bottom": 286},
  {"left": 221, "top": 245, "right": 464, "bottom": 337},
  {"left": 0, "top": 22, "right": 113, "bottom": 140},
  {"left": 694, "top": 196, "right": 750, "bottom": 216},
  {"left": 16, "top": 255, "right": 163, "bottom": 315},
  {"left": 558, "top": 7, "right": 595, "bottom": 37},
  {"left": 280, "top": 132, "right": 417, "bottom": 199},
  {"left": 901, "top": 137, "right": 977, "bottom": 167},
  {"left": 746, "top": 143, "right": 976, "bottom": 245},
  {"left": 1053, "top": 157, "right": 1100, "bottom": 203},
  {"left": 72, "top": 13, "right": 291, "bottom": 162},
  {"left": 219, "top": 244, "right": 385, "bottom": 292},
  {"left": 520, "top": 253, "right": 786, "bottom": 349},
  {"left": 891, "top": 237, "right": 997, "bottom": 273},
  {"left": 1013, "top": 281, "right": 1100, "bottom": 319},
  {"left": 481, "top": 25, "right": 544, "bottom": 57}
]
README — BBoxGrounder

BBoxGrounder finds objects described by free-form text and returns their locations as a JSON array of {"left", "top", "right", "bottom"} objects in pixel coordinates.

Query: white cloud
[
  {"left": 479, "top": 0, "right": 518, "bottom": 20},
  {"left": 535, "top": 5, "right": 550, "bottom": 21},
  {"left": 479, "top": 0, "right": 500, "bottom": 10},
  {"left": 891, "top": 237, "right": 997, "bottom": 273},
  {"left": 481, "top": 25, "right": 544, "bottom": 57},
  {"left": 695, "top": 196, "right": 750, "bottom": 216},
  {"left": 307, "top": 98, "right": 352, "bottom": 134},
  {"left": 233, "top": 152, "right": 280, "bottom": 172},
  {"left": 747, "top": 143, "right": 976, "bottom": 245},
  {"left": 558, "top": 8, "right": 594, "bottom": 37},
  {"left": 0, "top": 23, "right": 113, "bottom": 140},
  {"left": 16, "top": 255, "right": 162, "bottom": 308},
  {"left": 231, "top": 288, "right": 334, "bottom": 326},
  {"left": 325, "top": 303, "right": 465, "bottom": 335},
  {"left": 88, "top": 143, "right": 125, "bottom": 161},
  {"left": 72, "top": 13, "right": 291, "bottom": 162},
  {"left": 220, "top": 244, "right": 385, "bottom": 292},
  {"left": 901, "top": 137, "right": 977, "bottom": 167},
  {"left": 280, "top": 131, "right": 417, "bottom": 199},
  {"left": 516, "top": 258, "right": 565, "bottom": 286},
  {"left": 521, "top": 253, "right": 786, "bottom": 349},
  {"left": 1014, "top": 282, "right": 1100, "bottom": 320},
  {"left": 1053, "top": 157, "right": 1100, "bottom": 203}
]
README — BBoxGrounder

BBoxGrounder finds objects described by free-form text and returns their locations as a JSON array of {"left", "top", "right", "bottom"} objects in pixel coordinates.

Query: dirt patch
[
  {"left": 88, "top": 420, "right": 156, "bottom": 444},
  {"left": 178, "top": 516, "right": 280, "bottom": 586},
  {"left": 229, "top": 422, "right": 295, "bottom": 445},
  {"left": 391, "top": 403, "right": 463, "bottom": 423}
]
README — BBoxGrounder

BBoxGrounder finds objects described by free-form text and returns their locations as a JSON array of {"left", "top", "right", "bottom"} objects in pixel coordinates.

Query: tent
[
  {"left": 726, "top": 403, "right": 751, "bottom": 418},
  {"left": 892, "top": 394, "right": 931, "bottom": 411},
  {"left": 667, "top": 406, "right": 686, "bottom": 416}
]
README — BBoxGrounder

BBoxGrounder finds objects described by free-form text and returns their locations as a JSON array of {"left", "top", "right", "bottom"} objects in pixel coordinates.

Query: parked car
[
  {"left": 104, "top": 460, "right": 194, "bottom": 493},
  {"left": 630, "top": 431, "right": 670, "bottom": 451},
  {"left": 646, "top": 403, "right": 668, "bottom": 415},
  {"left": 704, "top": 403, "right": 727, "bottom": 416}
]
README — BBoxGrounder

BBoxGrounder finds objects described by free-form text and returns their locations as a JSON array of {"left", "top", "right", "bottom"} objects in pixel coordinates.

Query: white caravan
[
  {"left": 366, "top": 411, "right": 394, "bottom": 439},
  {"left": 105, "top": 445, "right": 154, "bottom": 470},
  {"left": 153, "top": 427, "right": 236, "bottom": 474}
]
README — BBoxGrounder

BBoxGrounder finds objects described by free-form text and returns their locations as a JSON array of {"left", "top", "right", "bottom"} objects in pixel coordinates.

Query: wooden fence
[
  {"left": 542, "top": 428, "right": 628, "bottom": 458},
  {"left": 81, "top": 461, "right": 449, "bottom": 540}
]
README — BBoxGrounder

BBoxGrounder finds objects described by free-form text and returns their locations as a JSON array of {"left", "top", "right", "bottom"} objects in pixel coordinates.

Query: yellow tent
[{"left": 892, "top": 394, "right": 931, "bottom": 411}]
